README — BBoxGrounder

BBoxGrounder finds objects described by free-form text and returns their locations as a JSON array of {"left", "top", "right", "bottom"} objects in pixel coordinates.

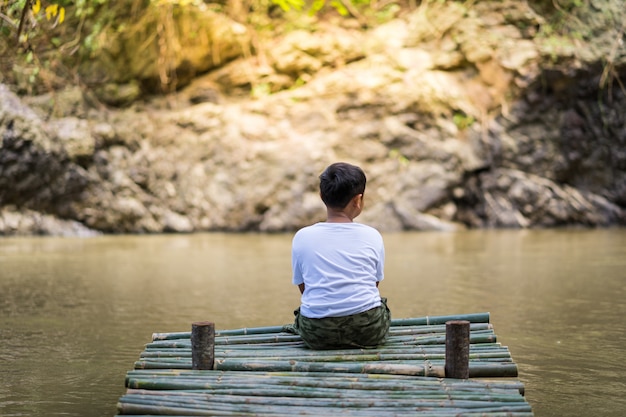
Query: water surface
[{"left": 1, "top": 229, "right": 624, "bottom": 416}]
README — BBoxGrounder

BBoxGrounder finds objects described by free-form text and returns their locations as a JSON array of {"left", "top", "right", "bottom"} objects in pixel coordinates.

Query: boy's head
[{"left": 319, "top": 162, "right": 366, "bottom": 209}]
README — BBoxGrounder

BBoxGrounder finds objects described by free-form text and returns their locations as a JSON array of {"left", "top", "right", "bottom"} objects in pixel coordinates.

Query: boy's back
[{"left": 292, "top": 222, "right": 384, "bottom": 318}]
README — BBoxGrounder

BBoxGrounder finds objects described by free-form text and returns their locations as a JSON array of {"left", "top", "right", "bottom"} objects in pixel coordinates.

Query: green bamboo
[
  {"left": 140, "top": 350, "right": 513, "bottom": 362},
  {"left": 141, "top": 343, "right": 511, "bottom": 355},
  {"left": 118, "top": 400, "right": 533, "bottom": 417},
  {"left": 133, "top": 358, "right": 517, "bottom": 377},
  {"left": 152, "top": 322, "right": 494, "bottom": 341},
  {"left": 115, "top": 414, "right": 534, "bottom": 417},
  {"left": 206, "top": 343, "right": 509, "bottom": 356},
  {"left": 389, "top": 322, "right": 493, "bottom": 335},
  {"left": 150, "top": 312, "right": 491, "bottom": 341},
  {"left": 140, "top": 344, "right": 510, "bottom": 356},
  {"left": 117, "top": 395, "right": 531, "bottom": 417},
  {"left": 137, "top": 327, "right": 515, "bottom": 377},
  {"left": 118, "top": 395, "right": 530, "bottom": 411},
  {"left": 124, "top": 387, "right": 524, "bottom": 401},
  {"left": 124, "top": 369, "right": 526, "bottom": 391},
  {"left": 120, "top": 393, "right": 530, "bottom": 410},
  {"left": 119, "top": 312, "right": 530, "bottom": 416},
  {"left": 268, "top": 352, "right": 511, "bottom": 362},
  {"left": 119, "top": 391, "right": 529, "bottom": 405},
  {"left": 209, "top": 342, "right": 509, "bottom": 354},
  {"left": 124, "top": 380, "right": 524, "bottom": 399},
  {"left": 391, "top": 312, "right": 490, "bottom": 326},
  {"left": 146, "top": 330, "right": 497, "bottom": 349}
]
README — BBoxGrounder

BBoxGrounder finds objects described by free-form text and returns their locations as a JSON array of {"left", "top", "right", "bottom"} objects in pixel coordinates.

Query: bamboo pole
[
  {"left": 150, "top": 312, "right": 491, "bottom": 341},
  {"left": 145, "top": 330, "right": 497, "bottom": 349},
  {"left": 391, "top": 312, "right": 490, "bottom": 326},
  {"left": 118, "top": 395, "right": 531, "bottom": 410},
  {"left": 140, "top": 344, "right": 511, "bottom": 358},
  {"left": 124, "top": 375, "right": 525, "bottom": 395},
  {"left": 132, "top": 358, "right": 518, "bottom": 377},
  {"left": 139, "top": 351, "right": 513, "bottom": 362},
  {"left": 116, "top": 387, "right": 532, "bottom": 415}
]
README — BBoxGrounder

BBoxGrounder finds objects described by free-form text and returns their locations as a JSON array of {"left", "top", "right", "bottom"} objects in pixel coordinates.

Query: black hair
[{"left": 319, "top": 162, "right": 366, "bottom": 209}]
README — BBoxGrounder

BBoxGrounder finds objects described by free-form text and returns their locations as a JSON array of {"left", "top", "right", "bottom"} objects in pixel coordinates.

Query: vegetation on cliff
[
  {"left": 0, "top": 0, "right": 624, "bottom": 235},
  {"left": 2, "top": 0, "right": 623, "bottom": 99}
]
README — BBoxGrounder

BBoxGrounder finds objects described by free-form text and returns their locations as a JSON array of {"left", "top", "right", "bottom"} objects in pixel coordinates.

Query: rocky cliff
[{"left": 1, "top": 0, "right": 624, "bottom": 235}]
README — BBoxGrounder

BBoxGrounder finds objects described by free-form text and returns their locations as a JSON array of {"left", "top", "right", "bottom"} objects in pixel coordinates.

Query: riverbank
[{"left": 1, "top": 0, "right": 624, "bottom": 236}]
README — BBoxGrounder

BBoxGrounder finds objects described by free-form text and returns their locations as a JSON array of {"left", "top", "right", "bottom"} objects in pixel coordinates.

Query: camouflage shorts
[{"left": 288, "top": 298, "right": 391, "bottom": 350}]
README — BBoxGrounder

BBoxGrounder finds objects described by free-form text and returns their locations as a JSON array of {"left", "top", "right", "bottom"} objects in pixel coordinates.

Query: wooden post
[
  {"left": 445, "top": 320, "right": 470, "bottom": 379},
  {"left": 191, "top": 321, "right": 215, "bottom": 370}
]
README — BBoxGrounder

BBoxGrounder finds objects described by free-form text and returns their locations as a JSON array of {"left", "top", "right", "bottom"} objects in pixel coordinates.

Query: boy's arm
[{"left": 298, "top": 283, "right": 305, "bottom": 294}]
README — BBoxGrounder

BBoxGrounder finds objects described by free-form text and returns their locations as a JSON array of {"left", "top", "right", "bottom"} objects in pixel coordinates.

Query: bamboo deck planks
[{"left": 116, "top": 312, "right": 533, "bottom": 416}]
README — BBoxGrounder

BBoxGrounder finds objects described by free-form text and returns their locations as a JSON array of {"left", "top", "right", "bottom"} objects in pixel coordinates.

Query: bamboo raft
[{"left": 116, "top": 312, "right": 533, "bottom": 416}]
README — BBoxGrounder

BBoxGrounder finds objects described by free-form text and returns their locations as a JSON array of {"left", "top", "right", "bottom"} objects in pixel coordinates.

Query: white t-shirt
[{"left": 292, "top": 222, "right": 385, "bottom": 319}]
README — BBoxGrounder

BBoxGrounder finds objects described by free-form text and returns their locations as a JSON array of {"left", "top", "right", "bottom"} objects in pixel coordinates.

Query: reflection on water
[{"left": 0, "top": 229, "right": 625, "bottom": 417}]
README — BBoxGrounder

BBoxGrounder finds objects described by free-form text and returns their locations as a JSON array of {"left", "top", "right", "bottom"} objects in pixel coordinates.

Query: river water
[{"left": 0, "top": 229, "right": 624, "bottom": 417}]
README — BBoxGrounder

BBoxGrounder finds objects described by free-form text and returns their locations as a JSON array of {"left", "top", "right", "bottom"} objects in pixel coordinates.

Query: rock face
[{"left": 1, "top": 1, "right": 625, "bottom": 236}]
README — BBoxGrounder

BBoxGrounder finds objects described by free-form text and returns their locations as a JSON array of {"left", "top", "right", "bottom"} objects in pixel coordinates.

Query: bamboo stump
[
  {"left": 445, "top": 320, "right": 470, "bottom": 379},
  {"left": 191, "top": 321, "right": 215, "bottom": 370}
]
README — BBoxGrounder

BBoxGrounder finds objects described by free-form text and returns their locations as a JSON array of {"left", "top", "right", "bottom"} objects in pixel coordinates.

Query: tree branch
[{"left": 16, "top": 0, "right": 32, "bottom": 42}]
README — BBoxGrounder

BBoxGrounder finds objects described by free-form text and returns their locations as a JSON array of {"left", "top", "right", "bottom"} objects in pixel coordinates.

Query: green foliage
[
  {"left": 1, "top": 0, "right": 67, "bottom": 42},
  {"left": 1, "top": 0, "right": 24, "bottom": 23},
  {"left": 329, "top": 0, "right": 348, "bottom": 16},
  {"left": 0, "top": 0, "right": 120, "bottom": 94},
  {"left": 269, "top": 0, "right": 392, "bottom": 21},
  {"left": 0, "top": 1, "right": 60, "bottom": 92},
  {"left": 537, "top": 31, "right": 577, "bottom": 63},
  {"left": 0, "top": 0, "right": 78, "bottom": 50},
  {"left": 531, "top": 0, "right": 612, "bottom": 64},
  {"left": 251, "top": 82, "right": 271, "bottom": 98},
  {"left": 452, "top": 112, "right": 474, "bottom": 130},
  {"left": 74, "top": 0, "right": 108, "bottom": 17},
  {"left": 532, "top": 0, "right": 588, "bottom": 35},
  {"left": 389, "top": 149, "right": 409, "bottom": 166},
  {"left": 272, "top": 0, "right": 306, "bottom": 12},
  {"left": 554, "top": 0, "right": 584, "bottom": 11}
]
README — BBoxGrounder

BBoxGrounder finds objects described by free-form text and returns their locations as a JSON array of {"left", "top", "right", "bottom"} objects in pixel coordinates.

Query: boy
[{"left": 289, "top": 162, "right": 390, "bottom": 349}]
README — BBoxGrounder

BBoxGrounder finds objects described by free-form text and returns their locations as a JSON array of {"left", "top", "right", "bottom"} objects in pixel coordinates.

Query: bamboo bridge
[{"left": 115, "top": 312, "right": 533, "bottom": 416}]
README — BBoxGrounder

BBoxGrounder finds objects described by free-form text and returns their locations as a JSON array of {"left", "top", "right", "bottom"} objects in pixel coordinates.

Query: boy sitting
[{"left": 288, "top": 162, "right": 390, "bottom": 349}]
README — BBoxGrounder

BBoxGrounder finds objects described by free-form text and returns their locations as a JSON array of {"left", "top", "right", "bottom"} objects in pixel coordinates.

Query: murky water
[{"left": 1, "top": 229, "right": 625, "bottom": 417}]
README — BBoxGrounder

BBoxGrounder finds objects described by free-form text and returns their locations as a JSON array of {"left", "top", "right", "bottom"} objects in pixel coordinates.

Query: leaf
[
  {"left": 310, "top": 0, "right": 326, "bottom": 13},
  {"left": 271, "top": 0, "right": 305, "bottom": 12},
  {"left": 330, "top": 0, "right": 348, "bottom": 16},
  {"left": 287, "top": 0, "right": 306, "bottom": 10},
  {"left": 272, "top": 0, "right": 290, "bottom": 12},
  {"left": 32, "top": 0, "right": 41, "bottom": 14},
  {"left": 59, "top": 7, "right": 65, "bottom": 23}
]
